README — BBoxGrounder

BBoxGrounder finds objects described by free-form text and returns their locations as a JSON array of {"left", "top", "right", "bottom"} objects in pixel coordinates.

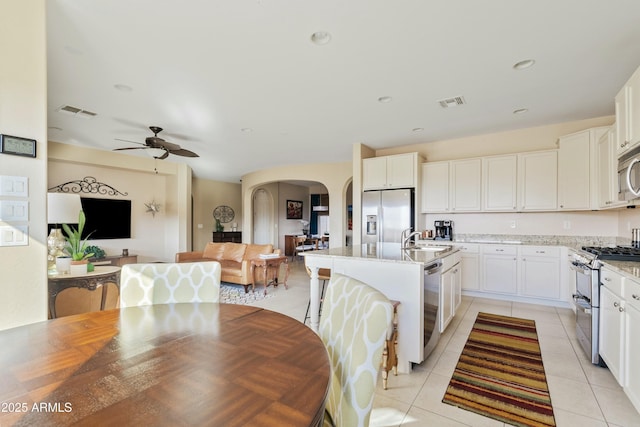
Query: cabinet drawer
[
  {"left": 520, "top": 246, "right": 560, "bottom": 257},
  {"left": 482, "top": 245, "right": 517, "bottom": 256},
  {"left": 455, "top": 243, "right": 479, "bottom": 254},
  {"left": 441, "top": 251, "right": 461, "bottom": 272},
  {"left": 601, "top": 267, "right": 624, "bottom": 296},
  {"left": 624, "top": 277, "right": 640, "bottom": 311}
]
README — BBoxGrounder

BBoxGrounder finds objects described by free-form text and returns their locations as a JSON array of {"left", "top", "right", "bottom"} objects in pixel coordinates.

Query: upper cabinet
[
  {"left": 482, "top": 155, "right": 517, "bottom": 211},
  {"left": 518, "top": 150, "right": 558, "bottom": 211},
  {"left": 558, "top": 127, "right": 607, "bottom": 210},
  {"left": 363, "top": 153, "right": 419, "bottom": 190},
  {"left": 616, "top": 66, "right": 640, "bottom": 156},
  {"left": 421, "top": 158, "right": 481, "bottom": 212},
  {"left": 597, "top": 127, "right": 626, "bottom": 209}
]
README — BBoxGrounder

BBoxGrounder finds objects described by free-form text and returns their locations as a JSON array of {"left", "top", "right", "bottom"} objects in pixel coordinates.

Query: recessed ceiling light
[
  {"left": 114, "top": 84, "right": 133, "bottom": 92},
  {"left": 513, "top": 59, "right": 535, "bottom": 70},
  {"left": 513, "top": 108, "right": 529, "bottom": 114},
  {"left": 310, "top": 31, "right": 332, "bottom": 45},
  {"left": 378, "top": 96, "right": 393, "bottom": 103},
  {"left": 241, "top": 128, "right": 253, "bottom": 133},
  {"left": 412, "top": 128, "right": 424, "bottom": 132}
]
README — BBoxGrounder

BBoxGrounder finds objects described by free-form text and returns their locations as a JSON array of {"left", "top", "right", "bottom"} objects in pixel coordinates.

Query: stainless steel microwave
[{"left": 618, "top": 144, "right": 640, "bottom": 200}]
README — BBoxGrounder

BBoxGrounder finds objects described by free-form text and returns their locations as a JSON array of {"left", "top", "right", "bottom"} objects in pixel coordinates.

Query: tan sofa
[{"left": 175, "top": 242, "right": 280, "bottom": 292}]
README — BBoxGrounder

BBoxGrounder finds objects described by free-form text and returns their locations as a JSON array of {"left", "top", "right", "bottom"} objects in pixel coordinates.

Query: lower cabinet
[
  {"left": 519, "top": 246, "right": 561, "bottom": 300},
  {"left": 481, "top": 245, "right": 518, "bottom": 294},
  {"left": 455, "top": 244, "right": 479, "bottom": 291},
  {"left": 623, "top": 277, "right": 640, "bottom": 412},
  {"left": 600, "top": 283, "right": 625, "bottom": 384},
  {"left": 440, "top": 252, "right": 461, "bottom": 333}
]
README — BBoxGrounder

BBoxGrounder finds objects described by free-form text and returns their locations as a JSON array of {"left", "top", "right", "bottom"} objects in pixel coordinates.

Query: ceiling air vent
[
  {"left": 57, "top": 105, "right": 98, "bottom": 119},
  {"left": 437, "top": 96, "right": 466, "bottom": 109}
]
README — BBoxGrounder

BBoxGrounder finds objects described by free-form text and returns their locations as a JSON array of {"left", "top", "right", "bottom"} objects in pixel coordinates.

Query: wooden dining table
[{"left": 0, "top": 303, "right": 331, "bottom": 427}]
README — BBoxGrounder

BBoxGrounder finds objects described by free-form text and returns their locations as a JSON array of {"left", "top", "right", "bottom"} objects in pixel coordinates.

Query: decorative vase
[
  {"left": 55, "top": 256, "right": 72, "bottom": 274},
  {"left": 69, "top": 260, "right": 88, "bottom": 275}
]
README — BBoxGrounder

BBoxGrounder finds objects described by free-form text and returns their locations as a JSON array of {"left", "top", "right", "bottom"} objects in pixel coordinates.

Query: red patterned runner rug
[{"left": 442, "top": 312, "right": 556, "bottom": 427}]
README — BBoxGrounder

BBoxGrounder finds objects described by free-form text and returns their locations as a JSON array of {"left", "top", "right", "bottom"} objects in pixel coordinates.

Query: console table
[
  {"left": 90, "top": 254, "right": 137, "bottom": 266},
  {"left": 47, "top": 266, "right": 121, "bottom": 318},
  {"left": 212, "top": 231, "right": 242, "bottom": 243}
]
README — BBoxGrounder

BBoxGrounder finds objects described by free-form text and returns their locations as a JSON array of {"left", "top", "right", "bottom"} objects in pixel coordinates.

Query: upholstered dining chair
[
  {"left": 120, "top": 261, "right": 221, "bottom": 307},
  {"left": 319, "top": 273, "right": 394, "bottom": 427}
]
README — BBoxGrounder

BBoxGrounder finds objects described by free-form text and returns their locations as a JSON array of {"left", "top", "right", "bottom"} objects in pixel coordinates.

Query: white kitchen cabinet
[
  {"left": 558, "top": 127, "right": 608, "bottom": 211},
  {"left": 600, "top": 279, "right": 625, "bottom": 384},
  {"left": 518, "top": 150, "right": 557, "bottom": 211},
  {"left": 450, "top": 158, "right": 482, "bottom": 212},
  {"left": 421, "top": 162, "right": 449, "bottom": 212},
  {"left": 481, "top": 245, "right": 518, "bottom": 295},
  {"left": 623, "top": 277, "right": 640, "bottom": 412},
  {"left": 616, "top": 66, "right": 640, "bottom": 155},
  {"left": 363, "top": 153, "right": 418, "bottom": 190},
  {"left": 440, "top": 251, "right": 461, "bottom": 332},
  {"left": 482, "top": 155, "right": 517, "bottom": 211},
  {"left": 597, "top": 127, "right": 625, "bottom": 209},
  {"left": 456, "top": 243, "right": 479, "bottom": 291},
  {"left": 519, "top": 246, "right": 561, "bottom": 300}
]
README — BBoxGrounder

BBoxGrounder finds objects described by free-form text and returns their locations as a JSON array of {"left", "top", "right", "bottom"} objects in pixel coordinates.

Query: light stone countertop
[
  {"left": 599, "top": 260, "right": 640, "bottom": 282},
  {"left": 301, "top": 242, "right": 457, "bottom": 265}
]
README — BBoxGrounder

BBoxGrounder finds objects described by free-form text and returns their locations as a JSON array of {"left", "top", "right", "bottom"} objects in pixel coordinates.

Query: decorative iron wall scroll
[{"left": 48, "top": 176, "right": 128, "bottom": 196}]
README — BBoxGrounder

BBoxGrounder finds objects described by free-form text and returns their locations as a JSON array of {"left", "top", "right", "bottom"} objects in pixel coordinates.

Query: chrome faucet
[{"left": 402, "top": 231, "right": 422, "bottom": 249}]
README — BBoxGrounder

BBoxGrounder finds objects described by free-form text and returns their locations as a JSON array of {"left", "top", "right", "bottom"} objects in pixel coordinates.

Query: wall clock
[{"left": 213, "top": 205, "right": 235, "bottom": 223}]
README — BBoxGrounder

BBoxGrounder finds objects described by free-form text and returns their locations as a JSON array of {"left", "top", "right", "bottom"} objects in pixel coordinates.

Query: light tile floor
[{"left": 250, "top": 260, "right": 640, "bottom": 427}]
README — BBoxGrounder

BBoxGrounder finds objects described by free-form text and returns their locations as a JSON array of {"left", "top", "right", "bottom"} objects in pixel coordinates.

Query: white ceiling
[{"left": 46, "top": 0, "right": 640, "bottom": 183}]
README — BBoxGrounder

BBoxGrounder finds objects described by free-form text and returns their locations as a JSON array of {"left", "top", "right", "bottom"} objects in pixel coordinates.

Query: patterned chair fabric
[
  {"left": 320, "top": 273, "right": 394, "bottom": 427},
  {"left": 120, "top": 262, "right": 221, "bottom": 307}
]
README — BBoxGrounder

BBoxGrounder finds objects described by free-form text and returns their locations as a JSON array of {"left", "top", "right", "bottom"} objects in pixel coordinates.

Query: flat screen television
[
  {"left": 80, "top": 197, "right": 132, "bottom": 239},
  {"left": 48, "top": 198, "right": 132, "bottom": 240}
]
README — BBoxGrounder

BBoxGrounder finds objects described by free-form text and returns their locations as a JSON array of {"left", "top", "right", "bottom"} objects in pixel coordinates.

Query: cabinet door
[
  {"left": 481, "top": 247, "right": 517, "bottom": 294},
  {"left": 519, "top": 252, "right": 560, "bottom": 300},
  {"left": 452, "top": 263, "right": 461, "bottom": 311},
  {"left": 625, "top": 304, "right": 640, "bottom": 411},
  {"left": 450, "top": 158, "right": 481, "bottom": 212},
  {"left": 421, "top": 162, "right": 450, "bottom": 212},
  {"left": 440, "top": 268, "right": 454, "bottom": 333},
  {"left": 483, "top": 155, "right": 517, "bottom": 211},
  {"left": 628, "top": 69, "right": 640, "bottom": 149},
  {"left": 387, "top": 153, "right": 415, "bottom": 188},
  {"left": 363, "top": 157, "right": 388, "bottom": 190},
  {"left": 597, "top": 128, "right": 620, "bottom": 208},
  {"left": 558, "top": 130, "right": 591, "bottom": 210},
  {"left": 460, "top": 252, "right": 479, "bottom": 291},
  {"left": 616, "top": 86, "right": 632, "bottom": 155},
  {"left": 600, "top": 285, "right": 625, "bottom": 384},
  {"left": 518, "top": 151, "right": 557, "bottom": 211}
]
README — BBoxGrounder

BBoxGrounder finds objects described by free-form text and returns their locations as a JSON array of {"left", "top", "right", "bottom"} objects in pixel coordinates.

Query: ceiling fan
[{"left": 114, "top": 126, "right": 199, "bottom": 159}]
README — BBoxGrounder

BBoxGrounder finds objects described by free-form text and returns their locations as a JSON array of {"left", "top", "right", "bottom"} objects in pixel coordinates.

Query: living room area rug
[
  {"left": 219, "top": 283, "right": 274, "bottom": 305},
  {"left": 442, "top": 312, "right": 556, "bottom": 427}
]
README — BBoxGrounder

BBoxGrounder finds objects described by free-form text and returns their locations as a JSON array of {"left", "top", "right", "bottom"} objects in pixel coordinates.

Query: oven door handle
[
  {"left": 573, "top": 295, "right": 592, "bottom": 314},
  {"left": 569, "top": 260, "right": 593, "bottom": 275}
]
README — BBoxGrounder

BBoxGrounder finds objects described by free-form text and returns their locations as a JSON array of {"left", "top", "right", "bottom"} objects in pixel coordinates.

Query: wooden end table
[{"left": 250, "top": 256, "right": 290, "bottom": 295}]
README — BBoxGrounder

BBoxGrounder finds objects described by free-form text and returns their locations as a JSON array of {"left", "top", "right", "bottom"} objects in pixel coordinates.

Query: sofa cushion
[
  {"left": 221, "top": 242, "right": 247, "bottom": 264},
  {"left": 244, "top": 244, "right": 274, "bottom": 261},
  {"left": 203, "top": 242, "right": 225, "bottom": 260}
]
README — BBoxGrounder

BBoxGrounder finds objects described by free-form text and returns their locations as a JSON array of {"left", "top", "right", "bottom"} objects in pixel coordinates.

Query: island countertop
[{"left": 301, "top": 242, "right": 457, "bottom": 264}]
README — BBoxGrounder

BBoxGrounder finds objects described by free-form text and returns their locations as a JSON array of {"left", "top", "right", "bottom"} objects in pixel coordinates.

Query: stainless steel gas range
[{"left": 571, "top": 245, "right": 640, "bottom": 365}]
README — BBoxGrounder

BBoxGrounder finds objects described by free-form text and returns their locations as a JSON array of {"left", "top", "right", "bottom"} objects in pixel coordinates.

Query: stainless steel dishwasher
[{"left": 423, "top": 260, "right": 442, "bottom": 359}]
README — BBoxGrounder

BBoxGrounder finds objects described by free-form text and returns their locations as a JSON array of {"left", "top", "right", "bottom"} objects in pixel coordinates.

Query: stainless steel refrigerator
[{"left": 362, "top": 188, "right": 415, "bottom": 244}]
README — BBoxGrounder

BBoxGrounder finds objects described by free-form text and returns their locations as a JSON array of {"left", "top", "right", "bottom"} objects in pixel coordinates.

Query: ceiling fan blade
[
  {"left": 155, "top": 140, "right": 181, "bottom": 151},
  {"left": 113, "top": 146, "right": 147, "bottom": 151},
  {"left": 169, "top": 148, "right": 199, "bottom": 157},
  {"left": 115, "top": 138, "right": 145, "bottom": 145}
]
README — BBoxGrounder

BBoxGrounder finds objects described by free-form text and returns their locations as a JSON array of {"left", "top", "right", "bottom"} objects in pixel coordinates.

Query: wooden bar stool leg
[{"left": 382, "top": 301, "right": 400, "bottom": 390}]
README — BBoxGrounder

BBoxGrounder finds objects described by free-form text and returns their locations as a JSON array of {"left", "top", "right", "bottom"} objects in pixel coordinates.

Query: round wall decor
[{"left": 213, "top": 205, "right": 235, "bottom": 223}]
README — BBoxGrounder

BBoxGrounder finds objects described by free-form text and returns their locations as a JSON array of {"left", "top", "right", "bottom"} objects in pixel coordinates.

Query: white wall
[
  {"left": 192, "top": 178, "right": 242, "bottom": 251},
  {"left": 0, "top": 0, "right": 48, "bottom": 330}
]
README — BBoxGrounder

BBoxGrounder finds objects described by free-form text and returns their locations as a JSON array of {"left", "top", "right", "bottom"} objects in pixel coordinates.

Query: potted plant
[{"left": 62, "top": 210, "right": 94, "bottom": 275}]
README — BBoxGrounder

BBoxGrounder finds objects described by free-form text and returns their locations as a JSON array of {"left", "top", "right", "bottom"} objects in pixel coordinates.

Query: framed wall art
[{"left": 286, "top": 200, "right": 303, "bottom": 219}]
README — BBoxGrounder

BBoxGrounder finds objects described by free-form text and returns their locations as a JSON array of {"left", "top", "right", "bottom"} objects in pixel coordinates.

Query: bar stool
[
  {"left": 381, "top": 300, "right": 400, "bottom": 390},
  {"left": 304, "top": 267, "right": 331, "bottom": 324}
]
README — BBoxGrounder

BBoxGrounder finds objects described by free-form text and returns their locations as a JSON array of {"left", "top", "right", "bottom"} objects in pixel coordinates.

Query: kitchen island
[{"left": 303, "top": 242, "right": 457, "bottom": 373}]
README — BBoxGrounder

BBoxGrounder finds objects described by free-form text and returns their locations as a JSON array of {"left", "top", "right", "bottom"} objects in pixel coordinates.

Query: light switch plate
[
  {"left": 0, "top": 225, "right": 28, "bottom": 246},
  {"left": 0, "top": 200, "right": 28, "bottom": 221},
  {"left": 0, "top": 175, "right": 28, "bottom": 197}
]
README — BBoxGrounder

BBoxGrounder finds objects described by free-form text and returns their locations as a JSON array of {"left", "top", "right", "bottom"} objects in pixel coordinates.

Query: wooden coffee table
[{"left": 250, "top": 256, "right": 290, "bottom": 295}]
